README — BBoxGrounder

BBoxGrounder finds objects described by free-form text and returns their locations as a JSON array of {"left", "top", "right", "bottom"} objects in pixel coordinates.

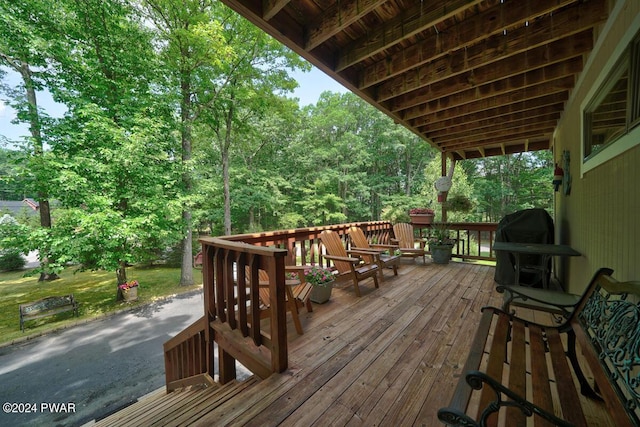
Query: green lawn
[{"left": 0, "top": 265, "right": 202, "bottom": 346}]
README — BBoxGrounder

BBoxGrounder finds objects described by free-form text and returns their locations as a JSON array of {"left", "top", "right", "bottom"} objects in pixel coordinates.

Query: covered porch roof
[{"left": 219, "top": 0, "right": 609, "bottom": 160}]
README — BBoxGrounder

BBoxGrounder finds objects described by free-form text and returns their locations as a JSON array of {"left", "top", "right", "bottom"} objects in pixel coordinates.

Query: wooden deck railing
[
  {"left": 223, "top": 221, "right": 499, "bottom": 263},
  {"left": 222, "top": 221, "right": 395, "bottom": 266},
  {"left": 203, "top": 237, "right": 289, "bottom": 384},
  {"left": 413, "top": 222, "right": 499, "bottom": 262},
  {"left": 164, "top": 221, "right": 498, "bottom": 391},
  {"left": 163, "top": 315, "right": 212, "bottom": 392}
]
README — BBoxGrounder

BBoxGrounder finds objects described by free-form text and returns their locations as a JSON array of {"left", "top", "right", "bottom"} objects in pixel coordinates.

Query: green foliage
[
  {"left": 0, "top": 251, "right": 26, "bottom": 271},
  {"left": 463, "top": 152, "right": 553, "bottom": 222},
  {"left": 380, "top": 195, "right": 420, "bottom": 224},
  {"left": 444, "top": 194, "right": 473, "bottom": 213},
  {"left": 0, "top": 148, "right": 33, "bottom": 200},
  {"left": 0, "top": 214, "right": 30, "bottom": 253},
  {"left": 0, "top": 0, "right": 555, "bottom": 279},
  {"left": 0, "top": 214, "right": 29, "bottom": 272}
]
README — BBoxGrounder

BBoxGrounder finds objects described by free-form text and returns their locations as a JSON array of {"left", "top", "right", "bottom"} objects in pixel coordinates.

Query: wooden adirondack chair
[
  {"left": 246, "top": 267, "right": 313, "bottom": 335},
  {"left": 348, "top": 226, "right": 400, "bottom": 281},
  {"left": 319, "top": 230, "right": 379, "bottom": 297},
  {"left": 392, "top": 223, "right": 428, "bottom": 263}
]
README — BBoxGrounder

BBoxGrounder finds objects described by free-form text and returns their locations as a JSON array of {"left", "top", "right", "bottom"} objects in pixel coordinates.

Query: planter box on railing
[{"left": 409, "top": 214, "right": 435, "bottom": 225}]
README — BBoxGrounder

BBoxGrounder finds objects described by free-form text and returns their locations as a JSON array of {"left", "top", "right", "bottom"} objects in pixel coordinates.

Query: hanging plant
[{"left": 444, "top": 195, "right": 473, "bottom": 213}]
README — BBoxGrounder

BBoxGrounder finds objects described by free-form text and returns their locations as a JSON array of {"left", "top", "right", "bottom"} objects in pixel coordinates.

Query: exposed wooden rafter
[
  {"left": 337, "top": 0, "right": 484, "bottom": 72},
  {"left": 219, "top": 0, "right": 610, "bottom": 159},
  {"left": 262, "top": 0, "right": 289, "bottom": 21}
]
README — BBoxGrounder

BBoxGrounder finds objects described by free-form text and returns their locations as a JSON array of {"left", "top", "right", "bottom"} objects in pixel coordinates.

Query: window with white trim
[{"left": 583, "top": 31, "right": 640, "bottom": 161}]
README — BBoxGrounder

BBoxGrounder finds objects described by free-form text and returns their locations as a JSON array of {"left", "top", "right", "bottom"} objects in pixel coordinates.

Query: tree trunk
[
  {"left": 115, "top": 261, "right": 128, "bottom": 301},
  {"left": 223, "top": 145, "right": 231, "bottom": 234},
  {"left": 16, "top": 60, "right": 58, "bottom": 281},
  {"left": 248, "top": 205, "right": 255, "bottom": 230},
  {"left": 222, "top": 93, "right": 235, "bottom": 236},
  {"left": 179, "top": 72, "right": 194, "bottom": 286},
  {"left": 405, "top": 149, "right": 412, "bottom": 196},
  {"left": 180, "top": 210, "right": 194, "bottom": 286}
]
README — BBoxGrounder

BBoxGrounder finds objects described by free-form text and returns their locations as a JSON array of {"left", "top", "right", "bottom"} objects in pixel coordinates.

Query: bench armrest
[
  {"left": 496, "top": 285, "right": 580, "bottom": 318},
  {"left": 480, "top": 306, "right": 566, "bottom": 330},
  {"left": 438, "top": 370, "right": 573, "bottom": 427}
]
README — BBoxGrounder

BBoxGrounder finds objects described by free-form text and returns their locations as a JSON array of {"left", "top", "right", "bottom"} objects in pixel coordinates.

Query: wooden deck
[{"left": 94, "top": 260, "right": 612, "bottom": 426}]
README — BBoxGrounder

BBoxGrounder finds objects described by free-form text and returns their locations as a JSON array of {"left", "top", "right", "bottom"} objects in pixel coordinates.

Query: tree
[
  {"left": 292, "top": 92, "right": 437, "bottom": 225},
  {"left": 0, "top": 0, "right": 61, "bottom": 279},
  {"left": 0, "top": 147, "right": 31, "bottom": 200},
  {"left": 41, "top": 0, "right": 179, "bottom": 298},
  {"left": 199, "top": 7, "right": 307, "bottom": 235},
  {"left": 140, "top": 0, "right": 237, "bottom": 285},
  {"left": 465, "top": 151, "right": 553, "bottom": 222}
]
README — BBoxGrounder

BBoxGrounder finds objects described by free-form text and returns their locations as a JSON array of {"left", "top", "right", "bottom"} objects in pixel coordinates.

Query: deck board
[{"left": 93, "top": 261, "right": 614, "bottom": 426}]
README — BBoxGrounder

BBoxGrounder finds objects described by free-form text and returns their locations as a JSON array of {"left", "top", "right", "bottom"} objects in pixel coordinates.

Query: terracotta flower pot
[{"left": 410, "top": 214, "right": 434, "bottom": 225}]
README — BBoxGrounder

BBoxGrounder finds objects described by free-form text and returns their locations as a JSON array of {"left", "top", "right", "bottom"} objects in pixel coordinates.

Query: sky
[{"left": 0, "top": 66, "right": 348, "bottom": 144}]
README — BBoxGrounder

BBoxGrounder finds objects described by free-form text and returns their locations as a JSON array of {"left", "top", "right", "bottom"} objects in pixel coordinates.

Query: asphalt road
[{"left": 0, "top": 290, "right": 250, "bottom": 427}]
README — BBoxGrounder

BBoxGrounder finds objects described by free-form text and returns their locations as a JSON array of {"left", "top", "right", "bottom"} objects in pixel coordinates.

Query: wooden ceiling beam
[
  {"left": 433, "top": 120, "right": 559, "bottom": 147},
  {"left": 437, "top": 127, "right": 554, "bottom": 150},
  {"left": 378, "top": 2, "right": 606, "bottom": 101},
  {"left": 305, "top": 0, "right": 383, "bottom": 51},
  {"left": 411, "top": 92, "right": 567, "bottom": 129},
  {"left": 335, "top": 0, "right": 483, "bottom": 72},
  {"left": 435, "top": 124, "right": 557, "bottom": 149},
  {"left": 450, "top": 139, "right": 551, "bottom": 160},
  {"left": 262, "top": 0, "right": 290, "bottom": 21},
  {"left": 455, "top": 150, "right": 467, "bottom": 160},
  {"left": 359, "top": 0, "right": 580, "bottom": 89},
  {"left": 401, "top": 71, "right": 575, "bottom": 122},
  {"left": 420, "top": 103, "right": 565, "bottom": 134},
  {"left": 386, "top": 32, "right": 590, "bottom": 110},
  {"left": 428, "top": 113, "right": 561, "bottom": 142}
]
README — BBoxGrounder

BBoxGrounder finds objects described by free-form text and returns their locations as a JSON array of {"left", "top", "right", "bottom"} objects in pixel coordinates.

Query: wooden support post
[{"left": 202, "top": 245, "right": 216, "bottom": 384}]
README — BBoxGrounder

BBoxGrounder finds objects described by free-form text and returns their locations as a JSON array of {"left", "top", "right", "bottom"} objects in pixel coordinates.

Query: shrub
[{"left": 0, "top": 251, "right": 26, "bottom": 271}]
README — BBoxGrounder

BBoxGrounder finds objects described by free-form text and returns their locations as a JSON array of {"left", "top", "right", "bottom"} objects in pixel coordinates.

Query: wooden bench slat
[
  {"left": 477, "top": 312, "right": 510, "bottom": 425},
  {"left": 19, "top": 294, "right": 78, "bottom": 332},
  {"left": 448, "top": 309, "right": 495, "bottom": 412},
  {"left": 528, "top": 324, "right": 555, "bottom": 427},
  {"left": 506, "top": 319, "right": 527, "bottom": 424},
  {"left": 546, "top": 328, "right": 588, "bottom": 426}
]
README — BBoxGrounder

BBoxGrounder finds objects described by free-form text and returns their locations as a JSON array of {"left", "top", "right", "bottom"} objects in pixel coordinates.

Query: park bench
[
  {"left": 19, "top": 294, "right": 78, "bottom": 332},
  {"left": 438, "top": 268, "right": 640, "bottom": 426}
]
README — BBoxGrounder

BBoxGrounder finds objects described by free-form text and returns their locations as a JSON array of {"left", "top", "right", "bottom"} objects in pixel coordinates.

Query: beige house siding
[{"left": 554, "top": 0, "right": 640, "bottom": 294}]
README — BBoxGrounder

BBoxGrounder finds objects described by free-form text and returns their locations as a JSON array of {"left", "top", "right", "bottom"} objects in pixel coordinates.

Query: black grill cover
[{"left": 494, "top": 208, "right": 554, "bottom": 287}]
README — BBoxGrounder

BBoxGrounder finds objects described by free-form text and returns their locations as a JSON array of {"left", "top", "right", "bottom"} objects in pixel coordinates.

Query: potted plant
[
  {"left": 428, "top": 224, "right": 456, "bottom": 264},
  {"left": 409, "top": 208, "right": 435, "bottom": 225},
  {"left": 305, "top": 265, "right": 335, "bottom": 304},
  {"left": 119, "top": 280, "right": 139, "bottom": 302}
]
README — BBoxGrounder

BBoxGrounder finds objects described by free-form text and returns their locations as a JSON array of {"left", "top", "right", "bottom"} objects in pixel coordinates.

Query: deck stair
[{"left": 92, "top": 376, "right": 259, "bottom": 426}]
